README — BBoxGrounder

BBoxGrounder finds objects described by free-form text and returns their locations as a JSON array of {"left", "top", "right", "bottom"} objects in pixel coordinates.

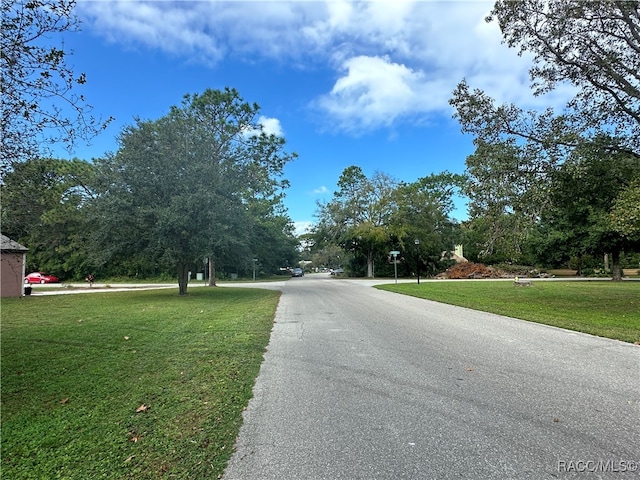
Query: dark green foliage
[
  {"left": 90, "top": 88, "right": 297, "bottom": 293},
  {"left": 0, "top": 158, "right": 97, "bottom": 279},
  {"left": 312, "top": 167, "right": 465, "bottom": 278},
  {"left": 449, "top": 1, "right": 640, "bottom": 273},
  {"left": 1, "top": 89, "right": 298, "bottom": 286},
  {"left": 535, "top": 138, "right": 640, "bottom": 278}
]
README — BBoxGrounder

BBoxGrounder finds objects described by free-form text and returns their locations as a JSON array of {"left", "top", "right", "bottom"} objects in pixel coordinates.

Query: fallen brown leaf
[
  {"left": 135, "top": 404, "right": 149, "bottom": 413},
  {"left": 124, "top": 455, "right": 135, "bottom": 463},
  {"left": 60, "top": 398, "right": 69, "bottom": 404}
]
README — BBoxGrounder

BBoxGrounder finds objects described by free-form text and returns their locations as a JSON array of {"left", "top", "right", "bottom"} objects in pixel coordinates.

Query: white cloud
[
  {"left": 315, "top": 55, "right": 446, "bottom": 133},
  {"left": 313, "top": 185, "right": 329, "bottom": 195},
  {"left": 258, "top": 116, "right": 283, "bottom": 137},
  {"left": 77, "top": 0, "right": 226, "bottom": 64},
  {"left": 77, "top": 0, "right": 574, "bottom": 133},
  {"left": 241, "top": 115, "right": 284, "bottom": 139},
  {"left": 77, "top": 0, "right": 331, "bottom": 64},
  {"left": 293, "top": 221, "right": 313, "bottom": 237}
]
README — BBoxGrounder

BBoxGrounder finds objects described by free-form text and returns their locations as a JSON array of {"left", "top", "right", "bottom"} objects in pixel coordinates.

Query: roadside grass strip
[
  {"left": 377, "top": 280, "right": 640, "bottom": 344},
  {"left": 1, "top": 288, "right": 279, "bottom": 479}
]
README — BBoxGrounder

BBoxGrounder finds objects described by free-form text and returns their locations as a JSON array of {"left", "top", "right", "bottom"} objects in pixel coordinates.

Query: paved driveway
[{"left": 223, "top": 274, "right": 639, "bottom": 479}]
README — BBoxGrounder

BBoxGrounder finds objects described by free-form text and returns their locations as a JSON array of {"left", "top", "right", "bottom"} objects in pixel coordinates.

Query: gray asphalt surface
[{"left": 223, "top": 274, "right": 639, "bottom": 480}]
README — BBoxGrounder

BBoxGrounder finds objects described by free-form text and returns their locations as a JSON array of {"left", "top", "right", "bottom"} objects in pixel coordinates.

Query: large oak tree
[{"left": 91, "top": 88, "right": 296, "bottom": 294}]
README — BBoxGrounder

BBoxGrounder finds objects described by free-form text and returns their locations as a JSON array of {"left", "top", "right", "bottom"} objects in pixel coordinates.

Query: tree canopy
[
  {"left": 0, "top": 157, "right": 96, "bottom": 276},
  {"left": 91, "top": 88, "right": 297, "bottom": 294},
  {"left": 1, "top": 0, "right": 112, "bottom": 173},
  {"left": 312, "top": 166, "right": 463, "bottom": 278},
  {"left": 454, "top": 0, "right": 640, "bottom": 159},
  {"left": 449, "top": 0, "right": 640, "bottom": 278},
  {"left": 488, "top": 0, "right": 640, "bottom": 157}
]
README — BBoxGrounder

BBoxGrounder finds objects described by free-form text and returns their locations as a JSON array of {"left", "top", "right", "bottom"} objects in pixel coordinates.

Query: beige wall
[{"left": 1, "top": 251, "right": 26, "bottom": 297}]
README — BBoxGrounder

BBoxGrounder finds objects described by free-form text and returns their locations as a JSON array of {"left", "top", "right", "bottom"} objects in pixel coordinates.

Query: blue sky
[{"left": 55, "top": 0, "right": 573, "bottom": 234}]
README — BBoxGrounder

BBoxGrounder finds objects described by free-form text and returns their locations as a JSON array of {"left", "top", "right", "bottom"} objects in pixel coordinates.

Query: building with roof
[{"left": 1, "top": 234, "right": 29, "bottom": 297}]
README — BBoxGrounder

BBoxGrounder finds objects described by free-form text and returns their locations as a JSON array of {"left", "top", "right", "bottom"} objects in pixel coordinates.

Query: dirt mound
[{"left": 438, "top": 262, "right": 506, "bottom": 279}]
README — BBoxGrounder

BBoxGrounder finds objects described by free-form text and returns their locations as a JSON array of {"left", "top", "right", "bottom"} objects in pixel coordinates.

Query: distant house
[
  {"left": 442, "top": 244, "right": 468, "bottom": 264},
  {"left": 452, "top": 244, "right": 467, "bottom": 263},
  {"left": 1, "top": 234, "right": 29, "bottom": 297}
]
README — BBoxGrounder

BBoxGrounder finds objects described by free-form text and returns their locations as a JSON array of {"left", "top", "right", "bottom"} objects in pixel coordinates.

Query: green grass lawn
[
  {"left": 377, "top": 280, "right": 640, "bottom": 343},
  {"left": 1, "top": 287, "right": 279, "bottom": 479}
]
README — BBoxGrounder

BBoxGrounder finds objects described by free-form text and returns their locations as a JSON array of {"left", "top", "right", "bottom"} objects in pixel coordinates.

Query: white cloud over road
[
  {"left": 77, "top": 0, "right": 571, "bottom": 133},
  {"left": 315, "top": 55, "right": 444, "bottom": 133}
]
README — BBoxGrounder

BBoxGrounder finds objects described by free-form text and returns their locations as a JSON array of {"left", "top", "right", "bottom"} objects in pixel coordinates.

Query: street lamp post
[
  {"left": 252, "top": 258, "right": 258, "bottom": 282},
  {"left": 414, "top": 238, "right": 420, "bottom": 284}
]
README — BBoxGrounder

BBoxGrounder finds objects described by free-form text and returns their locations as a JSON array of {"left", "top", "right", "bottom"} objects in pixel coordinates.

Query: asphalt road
[{"left": 222, "top": 274, "right": 639, "bottom": 480}]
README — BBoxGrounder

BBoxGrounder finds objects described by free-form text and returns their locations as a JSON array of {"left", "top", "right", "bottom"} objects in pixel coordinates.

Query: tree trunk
[
  {"left": 367, "top": 250, "right": 374, "bottom": 278},
  {"left": 612, "top": 249, "right": 622, "bottom": 282},
  {"left": 575, "top": 255, "right": 583, "bottom": 277},
  {"left": 208, "top": 257, "right": 217, "bottom": 286},
  {"left": 177, "top": 262, "right": 189, "bottom": 295}
]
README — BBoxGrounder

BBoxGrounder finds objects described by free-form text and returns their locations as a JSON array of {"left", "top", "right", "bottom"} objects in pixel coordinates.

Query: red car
[{"left": 24, "top": 272, "right": 60, "bottom": 284}]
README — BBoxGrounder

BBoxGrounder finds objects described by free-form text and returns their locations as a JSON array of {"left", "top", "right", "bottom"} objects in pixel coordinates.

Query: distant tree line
[{"left": 308, "top": 166, "right": 465, "bottom": 278}]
